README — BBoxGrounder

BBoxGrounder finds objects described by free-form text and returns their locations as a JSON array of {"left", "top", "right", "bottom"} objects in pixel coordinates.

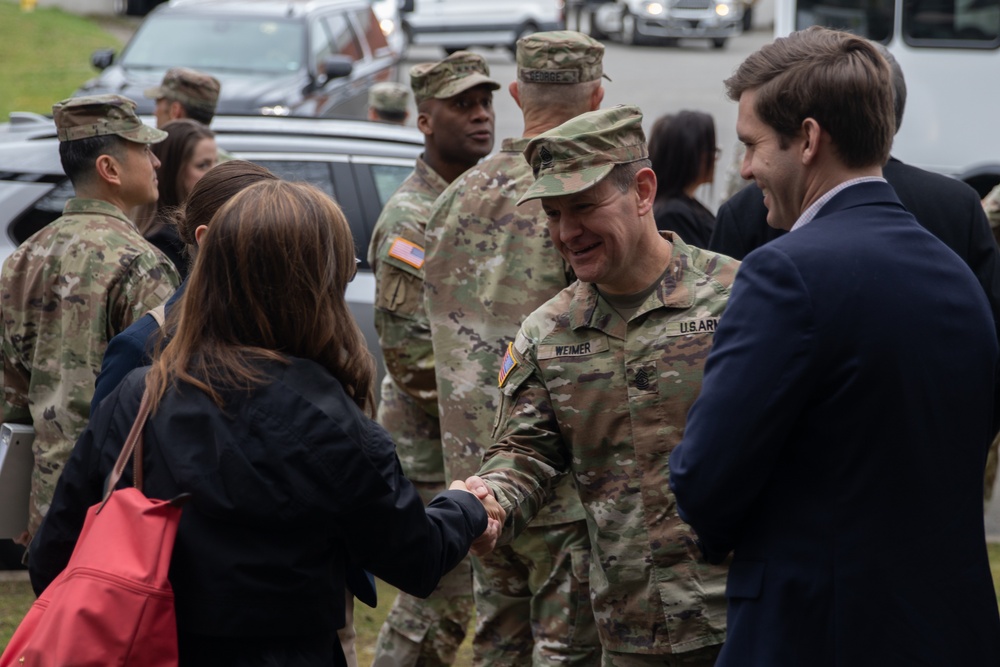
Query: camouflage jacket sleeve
[
  {"left": 106, "top": 251, "right": 179, "bottom": 339},
  {"left": 0, "top": 330, "right": 31, "bottom": 424},
  {"left": 371, "top": 228, "right": 438, "bottom": 416},
  {"left": 479, "top": 330, "right": 573, "bottom": 542}
]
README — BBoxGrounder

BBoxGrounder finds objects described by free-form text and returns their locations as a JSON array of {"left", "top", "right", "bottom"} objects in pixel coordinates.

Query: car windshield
[{"left": 120, "top": 15, "right": 306, "bottom": 74}]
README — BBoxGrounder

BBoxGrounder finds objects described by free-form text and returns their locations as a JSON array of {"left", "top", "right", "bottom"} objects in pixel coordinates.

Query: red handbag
[{"left": 1, "top": 387, "right": 188, "bottom": 667}]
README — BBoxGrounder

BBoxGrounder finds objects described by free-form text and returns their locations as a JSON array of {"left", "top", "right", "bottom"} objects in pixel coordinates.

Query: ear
[
  {"left": 94, "top": 153, "right": 123, "bottom": 187},
  {"left": 634, "top": 167, "right": 657, "bottom": 216},
  {"left": 509, "top": 81, "right": 522, "bottom": 109},
  {"left": 800, "top": 118, "right": 822, "bottom": 165},
  {"left": 590, "top": 84, "right": 604, "bottom": 111},
  {"left": 169, "top": 100, "right": 186, "bottom": 121},
  {"left": 194, "top": 224, "right": 210, "bottom": 245},
  {"left": 416, "top": 105, "right": 433, "bottom": 137}
]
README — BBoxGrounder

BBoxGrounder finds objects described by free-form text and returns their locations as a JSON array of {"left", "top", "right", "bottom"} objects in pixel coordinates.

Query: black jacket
[
  {"left": 709, "top": 158, "right": 1000, "bottom": 331},
  {"left": 30, "top": 358, "right": 486, "bottom": 641}
]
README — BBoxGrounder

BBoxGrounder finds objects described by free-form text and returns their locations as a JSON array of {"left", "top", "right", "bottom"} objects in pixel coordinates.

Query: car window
[
  {"left": 253, "top": 160, "right": 337, "bottom": 199},
  {"left": 121, "top": 16, "right": 306, "bottom": 74},
  {"left": 322, "top": 13, "right": 365, "bottom": 61},
  {"left": 11, "top": 179, "right": 74, "bottom": 244},
  {"left": 368, "top": 164, "right": 413, "bottom": 206},
  {"left": 351, "top": 8, "right": 389, "bottom": 57}
]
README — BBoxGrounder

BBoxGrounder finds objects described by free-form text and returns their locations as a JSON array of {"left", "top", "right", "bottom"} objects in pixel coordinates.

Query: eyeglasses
[{"left": 349, "top": 257, "right": 361, "bottom": 283}]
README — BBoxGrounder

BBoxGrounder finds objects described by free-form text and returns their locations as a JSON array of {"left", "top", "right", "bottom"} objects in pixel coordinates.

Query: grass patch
[
  {"left": 0, "top": 575, "right": 474, "bottom": 664},
  {"left": 5, "top": 546, "right": 1000, "bottom": 660},
  {"left": 0, "top": 1, "right": 123, "bottom": 120}
]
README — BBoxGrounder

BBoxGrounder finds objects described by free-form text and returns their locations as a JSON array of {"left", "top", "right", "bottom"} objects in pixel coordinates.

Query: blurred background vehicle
[
  {"left": 77, "top": 0, "right": 400, "bottom": 118},
  {"left": 0, "top": 112, "right": 421, "bottom": 386},
  {"left": 398, "top": 0, "right": 565, "bottom": 55},
  {"left": 777, "top": 0, "right": 1000, "bottom": 197},
  {"left": 568, "top": 0, "right": 743, "bottom": 47}
]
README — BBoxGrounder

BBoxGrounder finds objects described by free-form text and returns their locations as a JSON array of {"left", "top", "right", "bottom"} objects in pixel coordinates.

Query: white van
[
  {"left": 775, "top": 0, "right": 1000, "bottom": 196},
  {"left": 399, "top": 0, "right": 565, "bottom": 54}
]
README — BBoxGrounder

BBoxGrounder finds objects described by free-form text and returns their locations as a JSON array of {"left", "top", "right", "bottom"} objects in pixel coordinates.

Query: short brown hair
[
  {"left": 148, "top": 180, "right": 375, "bottom": 415},
  {"left": 725, "top": 26, "right": 894, "bottom": 169}
]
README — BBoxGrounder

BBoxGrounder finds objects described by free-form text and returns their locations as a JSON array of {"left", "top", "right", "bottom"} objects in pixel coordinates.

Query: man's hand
[{"left": 449, "top": 476, "right": 505, "bottom": 555}]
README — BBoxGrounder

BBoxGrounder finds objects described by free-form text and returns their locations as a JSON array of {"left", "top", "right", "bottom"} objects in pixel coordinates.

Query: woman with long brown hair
[
  {"left": 134, "top": 118, "right": 217, "bottom": 276},
  {"left": 31, "top": 181, "right": 496, "bottom": 667}
]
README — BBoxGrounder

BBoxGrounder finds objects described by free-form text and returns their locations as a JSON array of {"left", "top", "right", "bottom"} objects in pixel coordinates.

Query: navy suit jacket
[{"left": 670, "top": 181, "right": 1000, "bottom": 666}]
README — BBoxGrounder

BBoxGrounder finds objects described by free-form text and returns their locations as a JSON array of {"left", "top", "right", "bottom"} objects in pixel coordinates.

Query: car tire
[
  {"left": 443, "top": 46, "right": 469, "bottom": 55},
  {"left": 400, "top": 23, "right": 412, "bottom": 57},
  {"left": 509, "top": 21, "right": 539, "bottom": 53},
  {"left": 712, "top": 37, "right": 727, "bottom": 49},
  {"left": 621, "top": 11, "right": 641, "bottom": 45}
]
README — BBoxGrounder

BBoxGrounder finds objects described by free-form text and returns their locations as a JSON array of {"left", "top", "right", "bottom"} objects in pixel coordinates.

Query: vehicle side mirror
[
  {"left": 398, "top": 0, "right": 414, "bottom": 13},
  {"left": 322, "top": 55, "right": 354, "bottom": 81},
  {"left": 91, "top": 48, "right": 116, "bottom": 71}
]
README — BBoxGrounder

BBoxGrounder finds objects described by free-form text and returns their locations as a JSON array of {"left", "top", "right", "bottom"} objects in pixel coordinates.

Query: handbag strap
[{"left": 97, "top": 384, "right": 154, "bottom": 513}]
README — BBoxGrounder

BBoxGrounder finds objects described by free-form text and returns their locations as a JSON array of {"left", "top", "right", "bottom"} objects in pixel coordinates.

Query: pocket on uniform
[
  {"left": 726, "top": 559, "right": 765, "bottom": 600},
  {"left": 374, "top": 264, "right": 423, "bottom": 317}
]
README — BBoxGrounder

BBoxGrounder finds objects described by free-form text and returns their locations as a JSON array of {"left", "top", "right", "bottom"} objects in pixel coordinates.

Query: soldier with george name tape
[
  {"left": 422, "top": 30, "right": 608, "bottom": 666},
  {"left": 463, "top": 104, "right": 734, "bottom": 666},
  {"left": 367, "top": 51, "right": 499, "bottom": 667}
]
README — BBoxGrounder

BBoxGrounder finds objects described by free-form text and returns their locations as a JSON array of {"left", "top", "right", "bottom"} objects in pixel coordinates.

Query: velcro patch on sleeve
[
  {"left": 388, "top": 237, "right": 425, "bottom": 270},
  {"left": 498, "top": 341, "right": 519, "bottom": 387}
]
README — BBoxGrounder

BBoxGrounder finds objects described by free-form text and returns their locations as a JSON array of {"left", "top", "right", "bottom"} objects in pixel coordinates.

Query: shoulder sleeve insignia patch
[
  {"left": 388, "top": 237, "right": 425, "bottom": 269},
  {"left": 498, "top": 341, "right": 519, "bottom": 387}
]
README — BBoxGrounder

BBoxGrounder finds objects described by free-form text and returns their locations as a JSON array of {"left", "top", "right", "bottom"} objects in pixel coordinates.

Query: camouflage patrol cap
[
  {"left": 409, "top": 51, "right": 500, "bottom": 105},
  {"left": 517, "top": 30, "right": 608, "bottom": 85},
  {"left": 144, "top": 67, "right": 221, "bottom": 114},
  {"left": 518, "top": 105, "right": 647, "bottom": 204},
  {"left": 369, "top": 81, "right": 410, "bottom": 114},
  {"left": 52, "top": 94, "right": 167, "bottom": 144}
]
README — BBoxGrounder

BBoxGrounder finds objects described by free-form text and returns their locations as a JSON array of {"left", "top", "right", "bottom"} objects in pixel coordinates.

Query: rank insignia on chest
[
  {"left": 498, "top": 342, "right": 518, "bottom": 387},
  {"left": 388, "top": 237, "right": 425, "bottom": 269}
]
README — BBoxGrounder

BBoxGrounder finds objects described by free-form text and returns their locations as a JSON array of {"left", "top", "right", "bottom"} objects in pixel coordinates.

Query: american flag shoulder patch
[
  {"left": 388, "top": 237, "right": 425, "bottom": 269},
  {"left": 498, "top": 342, "right": 518, "bottom": 387}
]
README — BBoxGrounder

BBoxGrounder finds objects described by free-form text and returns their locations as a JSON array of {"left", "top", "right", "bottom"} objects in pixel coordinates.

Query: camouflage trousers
[
  {"left": 338, "top": 589, "right": 359, "bottom": 667},
  {"left": 472, "top": 519, "right": 600, "bottom": 666},
  {"left": 372, "top": 481, "right": 476, "bottom": 667},
  {"left": 985, "top": 428, "right": 1000, "bottom": 504},
  {"left": 601, "top": 644, "right": 722, "bottom": 667}
]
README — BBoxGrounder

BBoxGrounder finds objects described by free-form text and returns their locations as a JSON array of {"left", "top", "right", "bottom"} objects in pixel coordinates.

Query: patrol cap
[
  {"left": 518, "top": 105, "right": 647, "bottom": 205},
  {"left": 517, "top": 30, "right": 608, "bottom": 85},
  {"left": 144, "top": 67, "right": 221, "bottom": 114},
  {"left": 409, "top": 51, "right": 500, "bottom": 105},
  {"left": 368, "top": 81, "right": 410, "bottom": 114},
  {"left": 52, "top": 94, "right": 167, "bottom": 144}
]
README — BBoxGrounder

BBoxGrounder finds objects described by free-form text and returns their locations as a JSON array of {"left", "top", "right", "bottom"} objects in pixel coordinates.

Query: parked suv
[
  {"left": 578, "top": 0, "right": 743, "bottom": 48},
  {"left": 399, "top": 0, "right": 565, "bottom": 55},
  {"left": 77, "top": 0, "right": 399, "bottom": 119},
  {"left": 0, "top": 112, "right": 422, "bottom": 379}
]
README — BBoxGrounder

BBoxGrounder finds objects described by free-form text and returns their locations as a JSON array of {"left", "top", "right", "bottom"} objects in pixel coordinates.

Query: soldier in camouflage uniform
[
  {"left": 423, "top": 31, "right": 608, "bottom": 666},
  {"left": 368, "top": 81, "right": 411, "bottom": 125},
  {"left": 368, "top": 52, "right": 499, "bottom": 667},
  {"left": 466, "top": 105, "right": 733, "bottom": 666},
  {"left": 0, "top": 94, "right": 180, "bottom": 543},
  {"left": 145, "top": 67, "right": 232, "bottom": 164},
  {"left": 145, "top": 67, "right": 222, "bottom": 128}
]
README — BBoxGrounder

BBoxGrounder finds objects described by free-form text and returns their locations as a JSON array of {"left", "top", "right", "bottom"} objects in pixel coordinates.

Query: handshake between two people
[{"left": 449, "top": 475, "right": 505, "bottom": 556}]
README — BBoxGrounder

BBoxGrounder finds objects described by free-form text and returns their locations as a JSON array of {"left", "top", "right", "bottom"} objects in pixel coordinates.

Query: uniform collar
[
  {"left": 63, "top": 197, "right": 135, "bottom": 229},
  {"left": 567, "top": 231, "right": 698, "bottom": 338},
  {"left": 413, "top": 155, "right": 450, "bottom": 197}
]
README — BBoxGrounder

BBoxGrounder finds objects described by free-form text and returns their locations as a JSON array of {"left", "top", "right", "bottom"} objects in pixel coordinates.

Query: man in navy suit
[{"left": 669, "top": 27, "right": 1000, "bottom": 666}]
